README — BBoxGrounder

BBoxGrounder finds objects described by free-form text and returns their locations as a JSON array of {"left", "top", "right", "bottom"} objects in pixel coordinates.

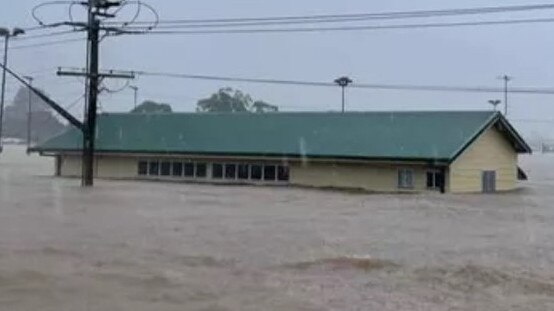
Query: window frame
[
  {"left": 212, "top": 163, "right": 224, "bottom": 179},
  {"left": 195, "top": 163, "right": 207, "bottom": 178},
  {"left": 277, "top": 165, "right": 290, "bottom": 182},
  {"left": 426, "top": 170, "right": 443, "bottom": 190},
  {"left": 160, "top": 161, "right": 171, "bottom": 176},
  {"left": 138, "top": 160, "right": 148, "bottom": 176},
  {"left": 250, "top": 164, "right": 263, "bottom": 181},
  {"left": 398, "top": 169, "right": 415, "bottom": 189},
  {"left": 148, "top": 161, "right": 160, "bottom": 176},
  {"left": 237, "top": 164, "right": 250, "bottom": 180},
  {"left": 225, "top": 163, "right": 237, "bottom": 180},
  {"left": 172, "top": 161, "right": 183, "bottom": 177},
  {"left": 184, "top": 162, "right": 195, "bottom": 178},
  {"left": 264, "top": 165, "right": 277, "bottom": 181}
]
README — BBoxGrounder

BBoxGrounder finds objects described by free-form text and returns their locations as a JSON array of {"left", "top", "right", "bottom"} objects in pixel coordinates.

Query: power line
[
  {"left": 13, "top": 30, "right": 83, "bottom": 41},
  {"left": 117, "top": 17, "right": 554, "bottom": 36},
  {"left": 10, "top": 37, "right": 86, "bottom": 50},
  {"left": 129, "top": 70, "right": 554, "bottom": 95},
  {"left": 105, "top": 4, "right": 554, "bottom": 25}
]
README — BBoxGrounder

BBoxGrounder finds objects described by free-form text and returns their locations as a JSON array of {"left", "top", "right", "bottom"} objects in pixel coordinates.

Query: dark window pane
[
  {"left": 196, "top": 163, "right": 207, "bottom": 178},
  {"left": 426, "top": 172, "right": 434, "bottom": 188},
  {"left": 251, "top": 165, "right": 262, "bottom": 180},
  {"left": 225, "top": 164, "right": 236, "bottom": 179},
  {"left": 277, "top": 165, "right": 290, "bottom": 181},
  {"left": 435, "top": 172, "right": 444, "bottom": 190},
  {"left": 160, "top": 161, "right": 171, "bottom": 176},
  {"left": 184, "top": 163, "right": 195, "bottom": 177},
  {"left": 264, "top": 165, "right": 276, "bottom": 181},
  {"left": 238, "top": 164, "right": 249, "bottom": 180},
  {"left": 138, "top": 161, "right": 148, "bottom": 175},
  {"left": 212, "top": 163, "right": 223, "bottom": 179},
  {"left": 172, "top": 162, "right": 183, "bottom": 177},
  {"left": 149, "top": 161, "right": 159, "bottom": 176}
]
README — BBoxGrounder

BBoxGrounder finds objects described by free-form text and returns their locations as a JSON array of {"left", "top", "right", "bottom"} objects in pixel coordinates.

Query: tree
[
  {"left": 3, "top": 87, "right": 65, "bottom": 143},
  {"left": 196, "top": 88, "right": 278, "bottom": 113},
  {"left": 252, "top": 100, "right": 279, "bottom": 113},
  {"left": 131, "top": 100, "right": 173, "bottom": 113}
]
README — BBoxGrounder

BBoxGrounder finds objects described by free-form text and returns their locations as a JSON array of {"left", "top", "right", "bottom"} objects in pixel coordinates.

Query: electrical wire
[
  {"left": 13, "top": 30, "right": 84, "bottom": 41},
  {"left": 32, "top": 1, "right": 82, "bottom": 26},
  {"left": 119, "top": 17, "right": 554, "bottom": 35},
  {"left": 10, "top": 37, "right": 86, "bottom": 50},
  {"left": 131, "top": 70, "right": 554, "bottom": 95},
  {"left": 105, "top": 3, "right": 554, "bottom": 25}
]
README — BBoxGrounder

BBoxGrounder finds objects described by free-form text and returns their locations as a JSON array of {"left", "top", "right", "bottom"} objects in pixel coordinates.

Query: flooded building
[{"left": 31, "top": 111, "right": 531, "bottom": 193}]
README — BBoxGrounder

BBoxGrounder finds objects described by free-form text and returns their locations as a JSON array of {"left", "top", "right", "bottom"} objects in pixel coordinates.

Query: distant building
[{"left": 31, "top": 111, "right": 531, "bottom": 193}]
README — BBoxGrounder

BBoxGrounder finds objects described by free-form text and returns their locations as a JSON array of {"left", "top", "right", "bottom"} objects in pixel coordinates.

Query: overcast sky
[{"left": 1, "top": 0, "right": 553, "bottom": 139}]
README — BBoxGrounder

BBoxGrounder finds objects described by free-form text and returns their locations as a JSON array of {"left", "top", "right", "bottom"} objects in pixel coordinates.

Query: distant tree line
[
  {"left": 130, "top": 87, "right": 278, "bottom": 114},
  {"left": 3, "top": 87, "right": 65, "bottom": 143}
]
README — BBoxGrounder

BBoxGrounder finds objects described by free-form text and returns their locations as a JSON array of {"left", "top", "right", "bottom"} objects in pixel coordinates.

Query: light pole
[
  {"left": 0, "top": 27, "right": 25, "bottom": 153},
  {"left": 334, "top": 76, "right": 353, "bottom": 113},
  {"left": 129, "top": 85, "right": 138, "bottom": 109},
  {"left": 23, "top": 75, "right": 33, "bottom": 153},
  {"left": 497, "top": 75, "right": 512, "bottom": 117},
  {"left": 488, "top": 99, "right": 501, "bottom": 111}
]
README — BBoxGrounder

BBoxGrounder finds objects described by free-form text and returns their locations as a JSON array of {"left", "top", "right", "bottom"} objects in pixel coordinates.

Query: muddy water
[{"left": 1, "top": 146, "right": 554, "bottom": 310}]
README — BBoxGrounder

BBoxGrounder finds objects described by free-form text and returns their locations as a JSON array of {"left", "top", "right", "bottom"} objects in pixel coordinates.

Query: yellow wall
[
  {"left": 57, "top": 128, "right": 519, "bottom": 194},
  {"left": 60, "top": 155, "right": 82, "bottom": 177},
  {"left": 56, "top": 155, "right": 438, "bottom": 192},
  {"left": 96, "top": 155, "right": 138, "bottom": 179},
  {"left": 289, "top": 162, "right": 429, "bottom": 192},
  {"left": 449, "top": 126, "right": 517, "bottom": 193}
]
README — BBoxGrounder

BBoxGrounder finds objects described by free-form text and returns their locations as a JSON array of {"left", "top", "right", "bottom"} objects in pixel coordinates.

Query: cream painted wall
[
  {"left": 289, "top": 162, "right": 430, "bottom": 192},
  {"left": 96, "top": 156, "right": 138, "bottom": 179},
  {"left": 60, "top": 155, "right": 82, "bottom": 177},
  {"left": 449, "top": 126, "right": 518, "bottom": 193}
]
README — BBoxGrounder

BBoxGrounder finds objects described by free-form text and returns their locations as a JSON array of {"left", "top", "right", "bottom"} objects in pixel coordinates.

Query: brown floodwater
[{"left": 1, "top": 145, "right": 553, "bottom": 310}]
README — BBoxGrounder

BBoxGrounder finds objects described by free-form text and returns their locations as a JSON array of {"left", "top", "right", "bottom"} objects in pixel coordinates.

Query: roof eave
[
  {"left": 31, "top": 148, "right": 451, "bottom": 164},
  {"left": 448, "top": 112, "right": 532, "bottom": 164}
]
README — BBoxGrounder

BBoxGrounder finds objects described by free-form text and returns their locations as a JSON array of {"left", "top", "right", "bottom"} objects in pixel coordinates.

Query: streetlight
[
  {"left": 497, "top": 75, "right": 512, "bottom": 117},
  {"left": 23, "top": 75, "right": 33, "bottom": 153},
  {"left": 488, "top": 99, "right": 501, "bottom": 111},
  {"left": 0, "top": 27, "right": 25, "bottom": 153},
  {"left": 334, "top": 76, "right": 353, "bottom": 113},
  {"left": 129, "top": 85, "right": 138, "bottom": 109}
]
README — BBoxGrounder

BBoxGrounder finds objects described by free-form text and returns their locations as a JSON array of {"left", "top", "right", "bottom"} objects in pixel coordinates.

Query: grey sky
[{"left": 1, "top": 0, "right": 553, "bottom": 138}]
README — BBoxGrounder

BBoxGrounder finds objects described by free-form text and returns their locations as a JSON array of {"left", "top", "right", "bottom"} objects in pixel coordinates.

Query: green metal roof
[{"left": 33, "top": 111, "right": 530, "bottom": 162}]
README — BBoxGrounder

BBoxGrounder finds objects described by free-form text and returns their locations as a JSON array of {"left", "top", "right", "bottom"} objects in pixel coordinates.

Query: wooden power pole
[{"left": 57, "top": 0, "right": 133, "bottom": 186}]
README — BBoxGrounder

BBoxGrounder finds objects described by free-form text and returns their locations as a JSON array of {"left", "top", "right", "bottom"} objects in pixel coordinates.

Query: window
[
  {"left": 196, "top": 163, "right": 207, "bottom": 178},
  {"left": 251, "top": 164, "right": 262, "bottom": 180},
  {"left": 184, "top": 162, "right": 195, "bottom": 177},
  {"left": 212, "top": 163, "right": 223, "bottom": 179},
  {"left": 225, "top": 164, "right": 237, "bottom": 179},
  {"left": 160, "top": 161, "right": 171, "bottom": 176},
  {"left": 238, "top": 164, "right": 249, "bottom": 180},
  {"left": 264, "top": 165, "right": 276, "bottom": 181},
  {"left": 277, "top": 165, "right": 290, "bottom": 181},
  {"left": 398, "top": 169, "right": 414, "bottom": 189},
  {"left": 149, "top": 161, "right": 159, "bottom": 176},
  {"left": 172, "top": 162, "right": 183, "bottom": 177},
  {"left": 426, "top": 170, "right": 444, "bottom": 190},
  {"left": 138, "top": 161, "right": 148, "bottom": 176}
]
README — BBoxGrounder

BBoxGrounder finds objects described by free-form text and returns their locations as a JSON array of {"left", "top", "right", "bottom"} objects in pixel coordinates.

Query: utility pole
[
  {"left": 498, "top": 75, "right": 512, "bottom": 117},
  {"left": 23, "top": 75, "right": 33, "bottom": 153},
  {"left": 334, "top": 76, "right": 353, "bottom": 113},
  {"left": 0, "top": 27, "right": 25, "bottom": 153},
  {"left": 130, "top": 85, "right": 138, "bottom": 109},
  {"left": 64, "top": 0, "right": 127, "bottom": 186},
  {"left": 82, "top": 3, "right": 100, "bottom": 186}
]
